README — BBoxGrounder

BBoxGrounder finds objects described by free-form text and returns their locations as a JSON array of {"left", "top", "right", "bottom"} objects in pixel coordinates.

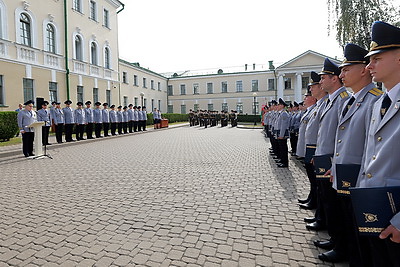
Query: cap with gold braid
[
  {"left": 318, "top": 58, "right": 340, "bottom": 76},
  {"left": 307, "top": 71, "right": 321, "bottom": 87},
  {"left": 366, "top": 21, "right": 400, "bottom": 57},
  {"left": 339, "top": 43, "right": 369, "bottom": 68}
]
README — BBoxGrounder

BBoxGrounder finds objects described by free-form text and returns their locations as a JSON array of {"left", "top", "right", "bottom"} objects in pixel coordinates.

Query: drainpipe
[
  {"left": 64, "top": 0, "right": 70, "bottom": 100},
  {"left": 116, "top": 2, "right": 124, "bottom": 105},
  {"left": 117, "top": 3, "right": 125, "bottom": 14}
]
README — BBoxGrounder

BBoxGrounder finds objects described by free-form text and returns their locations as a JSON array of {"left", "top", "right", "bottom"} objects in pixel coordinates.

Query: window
[
  {"left": 236, "top": 103, "right": 243, "bottom": 114},
  {"left": 77, "top": 86, "right": 83, "bottom": 103},
  {"left": 158, "top": 100, "right": 161, "bottom": 110},
  {"left": 302, "top": 77, "right": 309, "bottom": 89},
  {"left": 151, "top": 99, "right": 154, "bottom": 110},
  {"left": 251, "top": 80, "right": 259, "bottom": 92},
  {"left": 0, "top": 75, "right": 4, "bottom": 105},
  {"left": 284, "top": 77, "right": 292, "bottom": 89},
  {"left": 222, "top": 103, "right": 228, "bottom": 112},
  {"left": 20, "top": 13, "right": 31, "bottom": 46},
  {"left": 93, "top": 88, "right": 99, "bottom": 103},
  {"left": 193, "top": 83, "right": 199, "bottom": 95},
  {"left": 104, "top": 47, "right": 110, "bottom": 69},
  {"left": 194, "top": 103, "right": 199, "bottom": 112},
  {"left": 90, "top": 1, "right": 97, "bottom": 21},
  {"left": 106, "top": 89, "right": 111, "bottom": 105},
  {"left": 207, "top": 104, "right": 214, "bottom": 111},
  {"left": 207, "top": 83, "right": 213, "bottom": 94},
  {"left": 49, "top": 82, "right": 58, "bottom": 103},
  {"left": 23, "top": 78, "right": 34, "bottom": 103},
  {"left": 122, "top": 72, "right": 128, "bottom": 83},
  {"left": 133, "top": 75, "right": 138, "bottom": 86},
  {"left": 123, "top": 96, "right": 128, "bottom": 107},
  {"left": 268, "top": 78, "right": 275, "bottom": 91},
  {"left": 103, "top": 9, "right": 109, "bottom": 28},
  {"left": 180, "top": 84, "right": 186, "bottom": 95},
  {"left": 90, "top": 42, "right": 98, "bottom": 65},
  {"left": 221, "top": 81, "right": 227, "bottom": 93},
  {"left": 134, "top": 97, "right": 138, "bottom": 106},
  {"left": 158, "top": 82, "right": 161, "bottom": 91},
  {"left": 167, "top": 105, "right": 173, "bottom": 113},
  {"left": 181, "top": 104, "right": 186, "bottom": 114},
  {"left": 236, "top": 81, "right": 243, "bottom": 92},
  {"left": 73, "top": 0, "right": 82, "bottom": 12},
  {"left": 75, "top": 35, "right": 83, "bottom": 60},
  {"left": 143, "top": 78, "right": 147, "bottom": 88},
  {"left": 46, "top": 24, "right": 56, "bottom": 53},
  {"left": 167, "top": 85, "right": 173, "bottom": 96},
  {"left": 151, "top": 80, "right": 154, "bottom": 89}
]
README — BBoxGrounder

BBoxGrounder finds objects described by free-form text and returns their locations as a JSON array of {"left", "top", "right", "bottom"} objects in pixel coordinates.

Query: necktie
[
  {"left": 381, "top": 94, "right": 392, "bottom": 119},
  {"left": 342, "top": 96, "right": 355, "bottom": 117}
]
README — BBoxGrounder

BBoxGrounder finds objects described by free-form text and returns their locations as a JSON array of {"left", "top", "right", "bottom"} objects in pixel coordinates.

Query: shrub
[
  {"left": 237, "top": 114, "right": 261, "bottom": 123},
  {"left": 162, "top": 113, "right": 189, "bottom": 123},
  {"left": 0, "top": 112, "right": 19, "bottom": 141}
]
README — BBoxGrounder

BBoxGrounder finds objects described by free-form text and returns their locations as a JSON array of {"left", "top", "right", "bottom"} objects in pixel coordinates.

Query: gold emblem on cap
[
  {"left": 364, "top": 213, "right": 378, "bottom": 223},
  {"left": 370, "top": 41, "right": 378, "bottom": 51},
  {"left": 319, "top": 168, "right": 325, "bottom": 173},
  {"left": 342, "top": 181, "right": 351, "bottom": 188}
]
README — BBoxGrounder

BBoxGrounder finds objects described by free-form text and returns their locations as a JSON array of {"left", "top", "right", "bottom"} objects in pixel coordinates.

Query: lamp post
[
  {"left": 140, "top": 92, "right": 144, "bottom": 107},
  {"left": 253, "top": 92, "right": 257, "bottom": 126}
]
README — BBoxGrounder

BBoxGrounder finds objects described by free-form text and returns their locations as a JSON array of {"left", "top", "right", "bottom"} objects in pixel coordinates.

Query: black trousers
[
  {"left": 128, "top": 121, "right": 133, "bottom": 133},
  {"left": 289, "top": 131, "right": 298, "bottom": 154},
  {"left": 103, "top": 122, "right": 109, "bottom": 137},
  {"left": 86, "top": 123, "right": 93, "bottom": 139},
  {"left": 319, "top": 179, "right": 341, "bottom": 246},
  {"left": 75, "top": 124, "right": 85, "bottom": 140},
  {"left": 111, "top": 122, "right": 117, "bottom": 135},
  {"left": 304, "top": 163, "right": 317, "bottom": 206},
  {"left": 65, "top": 124, "right": 74, "bottom": 141},
  {"left": 368, "top": 236, "right": 400, "bottom": 266},
  {"left": 42, "top": 126, "right": 50, "bottom": 145},
  {"left": 277, "top": 138, "right": 288, "bottom": 165},
  {"left": 123, "top": 122, "right": 128, "bottom": 134},
  {"left": 94, "top": 123, "right": 102, "bottom": 138},
  {"left": 118, "top": 122, "right": 123, "bottom": 134},
  {"left": 143, "top": 120, "right": 147, "bottom": 131},
  {"left": 55, "top": 123, "right": 64, "bottom": 143},
  {"left": 22, "top": 132, "right": 34, "bottom": 156},
  {"left": 133, "top": 121, "right": 139, "bottom": 132}
]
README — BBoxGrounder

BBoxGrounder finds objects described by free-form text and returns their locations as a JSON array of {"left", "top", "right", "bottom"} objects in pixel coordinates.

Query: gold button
[
  {"left": 377, "top": 136, "right": 382, "bottom": 141},
  {"left": 336, "top": 153, "right": 339, "bottom": 156},
  {"left": 372, "top": 156, "right": 376, "bottom": 160},
  {"left": 340, "top": 126, "right": 345, "bottom": 130},
  {"left": 338, "top": 140, "right": 342, "bottom": 143},
  {"left": 367, "top": 173, "right": 372, "bottom": 178}
]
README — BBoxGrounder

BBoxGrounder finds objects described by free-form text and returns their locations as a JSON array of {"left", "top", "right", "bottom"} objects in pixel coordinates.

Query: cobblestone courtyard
[{"left": 0, "top": 126, "right": 341, "bottom": 266}]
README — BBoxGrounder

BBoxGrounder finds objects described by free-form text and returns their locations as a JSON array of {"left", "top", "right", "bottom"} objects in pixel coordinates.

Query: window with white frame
[
  {"left": 77, "top": 86, "right": 84, "bottom": 103},
  {"left": 93, "top": 87, "right": 99, "bottom": 103},
  {"left": 194, "top": 103, "right": 199, "bottom": 112},
  {"left": 158, "top": 100, "right": 161, "bottom": 110},
  {"left": 106, "top": 89, "right": 111, "bottom": 105},
  {"left": 49, "top": 82, "right": 58, "bottom": 103},
  {"left": 222, "top": 103, "right": 228, "bottom": 112},
  {"left": 123, "top": 96, "right": 128, "bottom": 107},
  {"left": 193, "top": 83, "right": 199, "bottom": 95},
  {"left": 104, "top": 47, "right": 110, "bottom": 69},
  {"left": 74, "top": 35, "right": 83, "bottom": 60},
  {"left": 158, "top": 82, "right": 161, "bottom": 91},
  {"left": 73, "top": 0, "right": 82, "bottom": 13},
  {"left": 167, "top": 104, "right": 173, "bottom": 113},
  {"left": 151, "top": 99, "right": 154, "bottom": 110},
  {"left": 268, "top": 78, "right": 275, "bottom": 91},
  {"left": 90, "top": 0, "right": 97, "bottom": 21},
  {"left": 167, "top": 85, "right": 173, "bottom": 96},
  {"left": 207, "top": 104, "right": 213, "bottom": 111},
  {"left": 134, "top": 97, "right": 138, "bottom": 106},
  {"left": 207, "top": 82, "right": 213, "bottom": 94},
  {"left": 90, "top": 42, "right": 98, "bottom": 65},
  {"left": 251, "top": 80, "right": 259, "bottom": 92},
  {"left": 236, "top": 81, "right": 243, "bottom": 92},
  {"left": 46, "top": 24, "right": 55, "bottom": 53},
  {"left": 236, "top": 102, "right": 243, "bottom": 114},
  {"left": 151, "top": 80, "right": 154, "bottom": 89},
  {"left": 122, "top": 72, "right": 127, "bottom": 83},
  {"left": 284, "top": 77, "right": 292, "bottom": 89},
  {"left": 103, "top": 9, "right": 109, "bottom": 28},
  {"left": 302, "top": 77, "right": 309, "bottom": 89},
  {"left": 133, "top": 75, "right": 138, "bottom": 86},
  {"left": 23, "top": 78, "right": 34, "bottom": 103},
  {"left": 221, "top": 81, "right": 228, "bottom": 93},
  {"left": 180, "top": 84, "right": 186, "bottom": 95},
  {"left": 20, "top": 13, "right": 31, "bottom": 46},
  {"left": 181, "top": 104, "right": 186, "bottom": 114},
  {"left": 143, "top": 77, "right": 147, "bottom": 88}
]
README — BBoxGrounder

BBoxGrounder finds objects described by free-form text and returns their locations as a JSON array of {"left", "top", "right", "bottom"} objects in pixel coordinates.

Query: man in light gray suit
[
  {"left": 63, "top": 100, "right": 75, "bottom": 142},
  {"left": 17, "top": 100, "right": 37, "bottom": 157}
]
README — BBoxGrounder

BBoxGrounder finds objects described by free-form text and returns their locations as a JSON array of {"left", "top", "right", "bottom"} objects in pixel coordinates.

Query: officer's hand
[
  {"left": 324, "top": 169, "right": 333, "bottom": 182},
  {"left": 310, "top": 158, "right": 314, "bottom": 165},
  {"left": 277, "top": 137, "right": 284, "bottom": 140},
  {"left": 380, "top": 224, "right": 400, "bottom": 243}
]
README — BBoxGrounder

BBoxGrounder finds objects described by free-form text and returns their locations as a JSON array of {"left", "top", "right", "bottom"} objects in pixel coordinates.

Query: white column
[
  {"left": 277, "top": 73, "right": 284, "bottom": 99},
  {"left": 295, "top": 72, "right": 303, "bottom": 102}
]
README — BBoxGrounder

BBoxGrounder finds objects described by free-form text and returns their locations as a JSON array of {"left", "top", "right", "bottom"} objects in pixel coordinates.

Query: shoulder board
[
  {"left": 340, "top": 91, "right": 349, "bottom": 98},
  {"left": 324, "top": 97, "right": 329, "bottom": 102},
  {"left": 368, "top": 87, "right": 384, "bottom": 96}
]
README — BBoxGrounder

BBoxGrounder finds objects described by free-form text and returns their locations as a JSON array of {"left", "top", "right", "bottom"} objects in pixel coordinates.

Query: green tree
[{"left": 327, "top": 0, "right": 399, "bottom": 49}]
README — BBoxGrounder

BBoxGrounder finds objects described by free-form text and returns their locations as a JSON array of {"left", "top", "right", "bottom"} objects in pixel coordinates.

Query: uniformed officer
[
  {"left": 122, "top": 106, "right": 129, "bottom": 134},
  {"left": 74, "top": 102, "right": 86, "bottom": 140},
  {"left": 153, "top": 108, "right": 160, "bottom": 129},
  {"left": 117, "top": 105, "right": 123, "bottom": 134},
  {"left": 49, "top": 101, "right": 57, "bottom": 133},
  {"left": 142, "top": 106, "right": 148, "bottom": 131},
  {"left": 133, "top": 106, "right": 139, "bottom": 132},
  {"left": 313, "top": 58, "right": 350, "bottom": 263},
  {"left": 128, "top": 104, "right": 134, "bottom": 133},
  {"left": 37, "top": 100, "right": 51, "bottom": 146},
  {"left": 296, "top": 92, "right": 316, "bottom": 162},
  {"left": 53, "top": 102, "right": 64, "bottom": 143},
  {"left": 93, "top": 102, "right": 103, "bottom": 138},
  {"left": 109, "top": 104, "right": 118, "bottom": 136},
  {"left": 84, "top": 101, "right": 95, "bottom": 139},
  {"left": 189, "top": 109, "right": 194, "bottom": 126},
  {"left": 290, "top": 102, "right": 301, "bottom": 155},
  {"left": 355, "top": 21, "right": 400, "bottom": 266},
  {"left": 63, "top": 100, "right": 75, "bottom": 142},
  {"left": 102, "top": 103, "right": 110, "bottom": 137},
  {"left": 275, "top": 98, "right": 290, "bottom": 168},
  {"left": 17, "top": 100, "right": 37, "bottom": 157}
]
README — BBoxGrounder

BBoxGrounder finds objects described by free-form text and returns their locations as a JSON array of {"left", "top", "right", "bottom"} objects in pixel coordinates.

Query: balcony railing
[
  {"left": 90, "top": 65, "right": 100, "bottom": 76},
  {"left": 44, "top": 52, "right": 63, "bottom": 68},
  {"left": 73, "top": 60, "right": 86, "bottom": 73},
  {"left": 16, "top": 45, "right": 37, "bottom": 63}
]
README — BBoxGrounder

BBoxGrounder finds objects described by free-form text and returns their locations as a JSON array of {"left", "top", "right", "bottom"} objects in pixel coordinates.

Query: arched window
[
  {"left": 91, "top": 42, "right": 97, "bottom": 65},
  {"left": 20, "top": 13, "right": 31, "bottom": 46},
  {"left": 75, "top": 35, "right": 83, "bottom": 60},
  {"left": 46, "top": 24, "right": 55, "bottom": 53},
  {"left": 104, "top": 47, "right": 110, "bottom": 69}
]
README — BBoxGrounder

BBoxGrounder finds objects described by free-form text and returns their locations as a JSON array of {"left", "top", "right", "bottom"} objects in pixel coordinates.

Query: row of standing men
[
  {"left": 189, "top": 110, "right": 238, "bottom": 128},
  {"left": 263, "top": 20, "right": 400, "bottom": 267}
]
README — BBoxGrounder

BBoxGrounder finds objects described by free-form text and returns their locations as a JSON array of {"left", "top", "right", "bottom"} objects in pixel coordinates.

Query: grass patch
[{"left": 0, "top": 136, "right": 22, "bottom": 147}]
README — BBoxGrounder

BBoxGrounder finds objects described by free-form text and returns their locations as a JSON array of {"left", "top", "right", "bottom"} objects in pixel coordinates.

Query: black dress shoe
[
  {"left": 298, "top": 198, "right": 310, "bottom": 204},
  {"left": 306, "top": 221, "right": 326, "bottom": 231},
  {"left": 29, "top": 153, "right": 35, "bottom": 156},
  {"left": 318, "top": 249, "right": 347, "bottom": 263},
  {"left": 277, "top": 163, "right": 288, "bottom": 168},
  {"left": 296, "top": 156, "right": 305, "bottom": 160},
  {"left": 299, "top": 202, "right": 316, "bottom": 210},
  {"left": 304, "top": 217, "right": 316, "bottom": 223},
  {"left": 313, "top": 240, "right": 335, "bottom": 250}
]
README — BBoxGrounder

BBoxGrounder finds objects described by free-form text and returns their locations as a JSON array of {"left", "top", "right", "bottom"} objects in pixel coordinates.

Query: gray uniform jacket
[
  {"left": 74, "top": 108, "right": 86, "bottom": 125},
  {"left": 293, "top": 111, "right": 302, "bottom": 130},
  {"left": 93, "top": 108, "right": 102, "bottom": 123},
  {"left": 49, "top": 106, "right": 56, "bottom": 124},
  {"left": 85, "top": 108, "right": 94, "bottom": 123},
  {"left": 133, "top": 110, "right": 139, "bottom": 121},
  {"left": 123, "top": 111, "right": 128, "bottom": 122},
  {"left": 117, "top": 111, "right": 123, "bottom": 122},
  {"left": 128, "top": 108, "right": 134, "bottom": 121},
  {"left": 305, "top": 95, "right": 328, "bottom": 145},
  {"left": 37, "top": 108, "right": 51, "bottom": 126},
  {"left": 357, "top": 83, "right": 400, "bottom": 229},
  {"left": 102, "top": 109, "right": 110, "bottom": 123},
  {"left": 109, "top": 110, "right": 117, "bottom": 123},
  {"left": 296, "top": 104, "right": 317, "bottom": 157},
  {"left": 63, "top": 107, "right": 75, "bottom": 124},
  {"left": 17, "top": 109, "right": 37, "bottom": 132},
  {"left": 277, "top": 110, "right": 290, "bottom": 138},
  {"left": 53, "top": 108, "right": 64, "bottom": 125},
  {"left": 315, "top": 87, "right": 350, "bottom": 156},
  {"left": 332, "top": 84, "right": 382, "bottom": 189}
]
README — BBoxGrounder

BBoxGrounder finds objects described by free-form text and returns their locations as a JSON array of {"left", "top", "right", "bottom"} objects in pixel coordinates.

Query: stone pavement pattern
[{"left": 0, "top": 126, "right": 344, "bottom": 266}]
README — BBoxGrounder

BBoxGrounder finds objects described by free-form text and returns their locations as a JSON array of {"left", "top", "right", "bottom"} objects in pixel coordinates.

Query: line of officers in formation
[
  {"left": 188, "top": 110, "right": 238, "bottom": 128},
  {"left": 262, "top": 21, "right": 400, "bottom": 267},
  {"left": 18, "top": 100, "right": 164, "bottom": 156}
]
